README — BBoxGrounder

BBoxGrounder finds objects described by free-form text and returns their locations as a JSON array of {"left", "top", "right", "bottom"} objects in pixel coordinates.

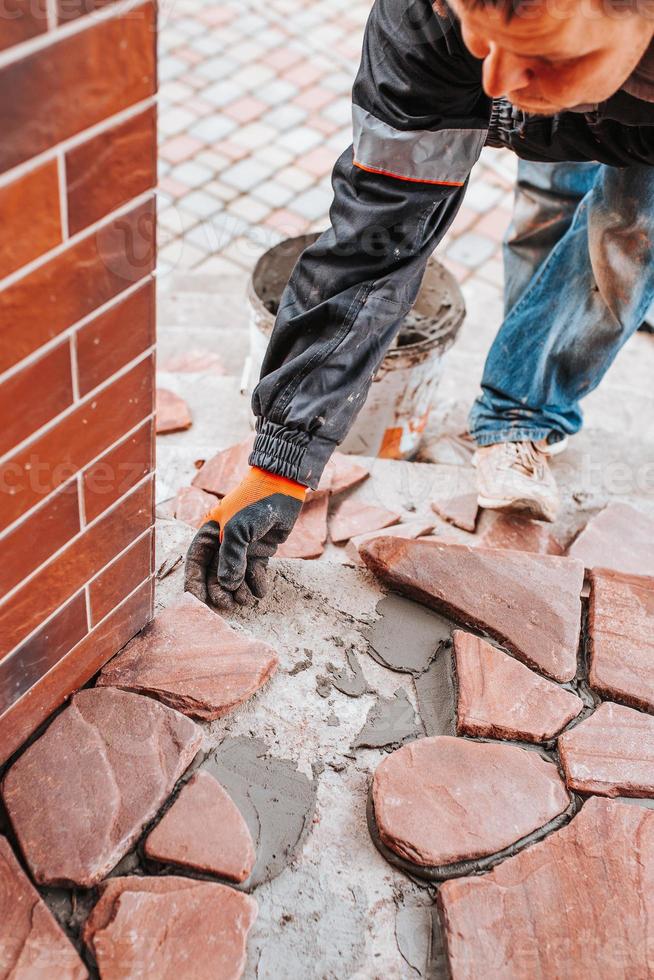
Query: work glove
[{"left": 184, "top": 466, "right": 307, "bottom": 609}]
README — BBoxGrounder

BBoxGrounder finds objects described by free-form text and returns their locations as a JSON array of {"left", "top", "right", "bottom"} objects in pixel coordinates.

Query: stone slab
[
  {"left": 344, "top": 520, "right": 435, "bottom": 565},
  {"left": 360, "top": 537, "right": 584, "bottom": 682},
  {"left": 0, "top": 836, "right": 88, "bottom": 979},
  {"left": 156, "top": 387, "right": 192, "bottom": 434},
  {"left": 83, "top": 875, "right": 257, "bottom": 980},
  {"left": 277, "top": 494, "right": 328, "bottom": 559},
  {"left": 144, "top": 769, "right": 256, "bottom": 883},
  {"left": 314, "top": 452, "right": 369, "bottom": 496},
  {"left": 453, "top": 630, "right": 583, "bottom": 742},
  {"left": 192, "top": 435, "right": 255, "bottom": 497},
  {"left": 174, "top": 485, "right": 218, "bottom": 528},
  {"left": 558, "top": 701, "right": 654, "bottom": 797},
  {"left": 97, "top": 594, "right": 279, "bottom": 721},
  {"left": 439, "top": 797, "right": 654, "bottom": 979},
  {"left": 473, "top": 510, "right": 564, "bottom": 555},
  {"left": 2, "top": 688, "right": 201, "bottom": 886},
  {"left": 431, "top": 492, "right": 478, "bottom": 533},
  {"left": 372, "top": 736, "right": 570, "bottom": 869},
  {"left": 330, "top": 498, "right": 401, "bottom": 544},
  {"left": 588, "top": 569, "right": 654, "bottom": 711},
  {"left": 568, "top": 501, "right": 654, "bottom": 576}
]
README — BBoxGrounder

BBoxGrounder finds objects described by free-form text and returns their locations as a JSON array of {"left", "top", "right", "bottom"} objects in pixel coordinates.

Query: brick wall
[{"left": 0, "top": 0, "right": 157, "bottom": 765}]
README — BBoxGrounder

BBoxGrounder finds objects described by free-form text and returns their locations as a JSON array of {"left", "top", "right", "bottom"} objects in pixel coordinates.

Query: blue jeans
[{"left": 469, "top": 160, "right": 654, "bottom": 446}]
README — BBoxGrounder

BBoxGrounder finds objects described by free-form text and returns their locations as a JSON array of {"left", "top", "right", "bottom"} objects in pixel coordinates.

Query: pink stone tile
[
  {"left": 293, "top": 86, "right": 335, "bottom": 111},
  {"left": 330, "top": 498, "right": 401, "bottom": 544},
  {"left": 186, "top": 97, "right": 213, "bottom": 117},
  {"left": 263, "top": 46, "right": 304, "bottom": 70},
  {"left": 176, "top": 47, "right": 204, "bottom": 66},
  {"left": 224, "top": 97, "right": 267, "bottom": 124},
  {"left": 474, "top": 206, "right": 513, "bottom": 243},
  {"left": 160, "top": 135, "right": 205, "bottom": 164},
  {"left": 307, "top": 114, "right": 339, "bottom": 136},
  {"left": 297, "top": 146, "right": 338, "bottom": 178},
  {"left": 156, "top": 388, "right": 192, "bottom": 434},
  {"left": 449, "top": 205, "right": 478, "bottom": 238},
  {"left": 282, "top": 61, "right": 326, "bottom": 87},
  {"left": 198, "top": 6, "right": 236, "bottom": 26},
  {"left": 219, "top": 140, "right": 250, "bottom": 162},
  {"left": 158, "top": 176, "right": 191, "bottom": 198},
  {"left": 439, "top": 255, "right": 471, "bottom": 284},
  {"left": 264, "top": 208, "right": 310, "bottom": 237}
]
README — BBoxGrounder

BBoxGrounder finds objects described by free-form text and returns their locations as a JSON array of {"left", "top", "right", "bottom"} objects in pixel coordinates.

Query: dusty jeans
[{"left": 469, "top": 160, "right": 654, "bottom": 446}]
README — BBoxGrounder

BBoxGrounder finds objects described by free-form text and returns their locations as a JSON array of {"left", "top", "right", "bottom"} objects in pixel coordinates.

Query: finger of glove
[
  {"left": 206, "top": 548, "right": 237, "bottom": 611},
  {"left": 216, "top": 521, "right": 251, "bottom": 591},
  {"left": 232, "top": 581, "right": 254, "bottom": 606},
  {"left": 184, "top": 522, "right": 219, "bottom": 604},
  {"left": 245, "top": 558, "right": 270, "bottom": 598}
]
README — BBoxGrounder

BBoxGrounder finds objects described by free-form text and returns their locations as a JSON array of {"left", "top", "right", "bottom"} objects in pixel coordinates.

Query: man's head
[{"left": 449, "top": 0, "right": 654, "bottom": 114}]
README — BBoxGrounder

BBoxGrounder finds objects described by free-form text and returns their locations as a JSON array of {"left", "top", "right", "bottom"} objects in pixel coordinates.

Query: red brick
[
  {"left": 0, "top": 3, "right": 156, "bottom": 174},
  {"left": 0, "top": 483, "right": 80, "bottom": 597},
  {"left": 75, "top": 279, "right": 155, "bottom": 396},
  {"left": 57, "top": 0, "right": 118, "bottom": 23},
  {"left": 0, "top": 478, "right": 153, "bottom": 656},
  {"left": 0, "top": 353, "right": 154, "bottom": 532},
  {"left": 0, "top": 577, "right": 152, "bottom": 766},
  {"left": 83, "top": 417, "right": 153, "bottom": 523},
  {"left": 66, "top": 108, "right": 157, "bottom": 235},
  {"left": 0, "top": 161, "right": 61, "bottom": 278},
  {"left": 89, "top": 529, "right": 152, "bottom": 624},
  {"left": 0, "top": 0, "right": 48, "bottom": 52},
  {"left": 0, "top": 200, "right": 155, "bottom": 373},
  {"left": 0, "top": 342, "right": 73, "bottom": 457},
  {"left": 0, "top": 593, "right": 87, "bottom": 715}
]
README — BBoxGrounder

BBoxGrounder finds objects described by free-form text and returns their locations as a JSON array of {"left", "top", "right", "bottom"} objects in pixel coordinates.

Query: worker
[{"left": 185, "top": 0, "right": 654, "bottom": 609}]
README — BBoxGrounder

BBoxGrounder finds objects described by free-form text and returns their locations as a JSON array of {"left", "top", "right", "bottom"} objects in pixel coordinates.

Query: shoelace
[{"left": 499, "top": 441, "right": 546, "bottom": 479}]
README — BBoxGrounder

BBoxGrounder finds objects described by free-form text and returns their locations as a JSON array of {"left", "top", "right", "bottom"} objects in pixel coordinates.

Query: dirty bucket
[{"left": 246, "top": 233, "right": 465, "bottom": 460}]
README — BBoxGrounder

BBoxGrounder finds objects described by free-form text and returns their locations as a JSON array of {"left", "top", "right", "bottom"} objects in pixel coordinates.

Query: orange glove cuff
[{"left": 204, "top": 466, "right": 307, "bottom": 538}]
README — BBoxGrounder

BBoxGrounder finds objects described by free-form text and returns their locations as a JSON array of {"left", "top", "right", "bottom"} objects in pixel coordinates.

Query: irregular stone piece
[
  {"left": 372, "top": 736, "right": 570, "bottom": 869},
  {"left": 568, "top": 501, "right": 654, "bottom": 576},
  {"left": 453, "top": 630, "right": 583, "bottom": 742},
  {"left": 314, "top": 452, "right": 369, "bottom": 496},
  {"left": 174, "top": 485, "right": 219, "bottom": 528},
  {"left": 277, "top": 493, "right": 328, "bottom": 559},
  {"left": 0, "top": 836, "right": 88, "bottom": 979},
  {"left": 192, "top": 435, "right": 255, "bottom": 497},
  {"left": 367, "top": 593, "right": 452, "bottom": 675},
  {"left": 345, "top": 520, "right": 435, "bottom": 564},
  {"left": 330, "top": 498, "right": 401, "bottom": 544},
  {"left": 98, "top": 594, "right": 278, "bottom": 721},
  {"left": 558, "top": 701, "right": 654, "bottom": 797},
  {"left": 145, "top": 770, "right": 256, "bottom": 882},
  {"left": 206, "top": 737, "right": 317, "bottom": 888},
  {"left": 2, "top": 688, "right": 201, "bottom": 886},
  {"left": 159, "top": 348, "right": 226, "bottom": 375},
  {"left": 84, "top": 876, "right": 257, "bottom": 980},
  {"left": 431, "top": 493, "right": 478, "bottom": 533},
  {"left": 361, "top": 537, "right": 584, "bottom": 682},
  {"left": 588, "top": 568, "right": 654, "bottom": 711},
  {"left": 473, "top": 510, "right": 564, "bottom": 555},
  {"left": 439, "top": 797, "right": 654, "bottom": 979},
  {"left": 352, "top": 689, "right": 422, "bottom": 750},
  {"left": 156, "top": 387, "right": 192, "bottom": 433}
]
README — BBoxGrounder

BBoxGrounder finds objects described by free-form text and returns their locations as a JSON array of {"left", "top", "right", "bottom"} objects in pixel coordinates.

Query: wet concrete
[
  {"left": 327, "top": 650, "right": 370, "bottom": 698},
  {"left": 366, "top": 595, "right": 452, "bottom": 676},
  {"left": 352, "top": 689, "right": 423, "bottom": 751}
]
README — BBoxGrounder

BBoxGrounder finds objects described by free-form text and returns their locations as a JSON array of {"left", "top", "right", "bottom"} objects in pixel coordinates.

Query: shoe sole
[{"left": 477, "top": 495, "right": 557, "bottom": 524}]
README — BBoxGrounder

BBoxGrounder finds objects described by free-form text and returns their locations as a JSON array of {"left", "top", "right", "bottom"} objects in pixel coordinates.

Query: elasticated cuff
[{"left": 249, "top": 418, "right": 336, "bottom": 490}]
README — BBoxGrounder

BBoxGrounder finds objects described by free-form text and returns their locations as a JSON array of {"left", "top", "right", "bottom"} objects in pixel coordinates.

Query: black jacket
[{"left": 249, "top": 0, "right": 654, "bottom": 488}]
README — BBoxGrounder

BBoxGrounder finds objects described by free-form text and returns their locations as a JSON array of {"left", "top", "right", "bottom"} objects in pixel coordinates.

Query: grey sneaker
[{"left": 474, "top": 441, "right": 560, "bottom": 523}]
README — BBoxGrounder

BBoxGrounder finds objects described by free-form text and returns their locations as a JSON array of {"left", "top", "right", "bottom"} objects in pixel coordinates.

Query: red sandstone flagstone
[
  {"left": 473, "top": 510, "right": 564, "bottom": 555},
  {"left": 175, "top": 485, "right": 219, "bottom": 528},
  {"left": 1, "top": 688, "right": 201, "bottom": 886},
  {"left": 159, "top": 348, "right": 226, "bottom": 375},
  {"left": 431, "top": 493, "right": 478, "bottom": 533},
  {"left": 558, "top": 701, "right": 654, "bottom": 797},
  {"left": 345, "top": 520, "right": 435, "bottom": 564},
  {"left": 588, "top": 569, "right": 654, "bottom": 711},
  {"left": 277, "top": 492, "right": 328, "bottom": 559},
  {"left": 314, "top": 452, "right": 369, "bottom": 496},
  {"left": 568, "top": 501, "right": 654, "bottom": 576},
  {"left": 97, "top": 593, "right": 278, "bottom": 720},
  {"left": 144, "top": 769, "right": 255, "bottom": 882},
  {"left": 439, "top": 797, "right": 654, "bottom": 979},
  {"left": 156, "top": 387, "right": 192, "bottom": 433},
  {"left": 84, "top": 876, "right": 257, "bottom": 980},
  {"left": 453, "top": 631, "right": 582, "bottom": 743},
  {"left": 330, "top": 498, "right": 401, "bottom": 544},
  {"left": 192, "top": 435, "right": 255, "bottom": 497},
  {"left": 372, "top": 736, "right": 569, "bottom": 868},
  {"left": 360, "top": 537, "right": 584, "bottom": 682},
  {"left": 0, "top": 836, "right": 88, "bottom": 979}
]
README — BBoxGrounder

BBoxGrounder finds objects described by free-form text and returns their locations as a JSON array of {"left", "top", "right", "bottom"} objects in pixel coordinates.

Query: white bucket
[{"left": 246, "top": 233, "right": 465, "bottom": 460}]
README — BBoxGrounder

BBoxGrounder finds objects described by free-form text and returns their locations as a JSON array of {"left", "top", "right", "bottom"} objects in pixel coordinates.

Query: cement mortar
[{"left": 352, "top": 689, "right": 423, "bottom": 751}]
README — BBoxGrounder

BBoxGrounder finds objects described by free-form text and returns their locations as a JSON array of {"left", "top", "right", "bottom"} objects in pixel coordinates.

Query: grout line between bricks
[
  {"left": 0, "top": 474, "right": 154, "bottom": 630},
  {"left": 83, "top": 584, "right": 92, "bottom": 632},
  {"left": 0, "top": 188, "right": 154, "bottom": 293},
  {"left": 0, "top": 343, "right": 155, "bottom": 467},
  {"left": 0, "top": 273, "right": 153, "bottom": 387},
  {"left": 0, "top": 96, "right": 157, "bottom": 191},
  {"left": 68, "top": 335, "right": 80, "bottom": 403},
  {"left": 0, "top": 410, "right": 155, "bottom": 542},
  {"left": 56, "top": 151, "right": 69, "bottom": 241},
  {"left": 76, "top": 471, "right": 86, "bottom": 527},
  {"left": 45, "top": 0, "right": 58, "bottom": 33},
  {"left": 0, "top": 569, "right": 155, "bottom": 723},
  {"left": 0, "top": 0, "right": 150, "bottom": 71}
]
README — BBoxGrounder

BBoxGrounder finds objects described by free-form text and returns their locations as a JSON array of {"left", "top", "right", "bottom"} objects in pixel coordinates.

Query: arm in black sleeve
[{"left": 249, "top": 0, "right": 490, "bottom": 488}]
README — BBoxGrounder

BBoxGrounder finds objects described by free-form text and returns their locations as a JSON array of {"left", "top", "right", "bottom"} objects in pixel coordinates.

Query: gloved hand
[{"left": 184, "top": 466, "right": 306, "bottom": 609}]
